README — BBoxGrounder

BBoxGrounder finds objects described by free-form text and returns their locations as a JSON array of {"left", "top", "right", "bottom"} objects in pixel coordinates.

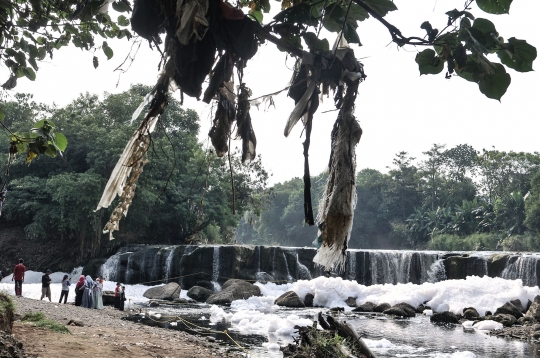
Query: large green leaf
[
  {"left": 497, "top": 37, "right": 537, "bottom": 72},
  {"left": 348, "top": 4, "right": 369, "bottom": 22},
  {"left": 102, "top": 41, "right": 114, "bottom": 60},
  {"left": 343, "top": 23, "right": 361, "bottom": 45},
  {"left": 415, "top": 49, "right": 444, "bottom": 75},
  {"left": 478, "top": 63, "right": 511, "bottom": 101},
  {"left": 54, "top": 133, "right": 68, "bottom": 151},
  {"left": 362, "top": 0, "right": 397, "bottom": 17},
  {"left": 476, "top": 0, "right": 512, "bottom": 14}
]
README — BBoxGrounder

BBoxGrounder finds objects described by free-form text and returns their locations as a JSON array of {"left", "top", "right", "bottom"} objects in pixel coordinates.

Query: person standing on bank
[
  {"left": 114, "top": 282, "right": 121, "bottom": 309},
  {"left": 12, "top": 259, "right": 26, "bottom": 297},
  {"left": 40, "top": 269, "right": 52, "bottom": 302},
  {"left": 93, "top": 276, "right": 104, "bottom": 309},
  {"left": 59, "top": 275, "right": 71, "bottom": 304},
  {"left": 81, "top": 275, "right": 95, "bottom": 308},
  {"left": 74, "top": 275, "right": 85, "bottom": 306}
]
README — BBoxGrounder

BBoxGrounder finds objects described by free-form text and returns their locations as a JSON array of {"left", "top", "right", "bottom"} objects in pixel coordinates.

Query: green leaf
[
  {"left": 23, "top": 67, "right": 36, "bottom": 81},
  {"left": 415, "top": 49, "right": 444, "bottom": 75},
  {"left": 102, "top": 41, "right": 114, "bottom": 60},
  {"left": 478, "top": 63, "right": 511, "bottom": 101},
  {"left": 249, "top": 9, "right": 263, "bottom": 23},
  {"left": 54, "top": 133, "right": 68, "bottom": 151},
  {"left": 472, "top": 18, "right": 497, "bottom": 37},
  {"left": 112, "top": 0, "right": 131, "bottom": 13},
  {"left": 0, "top": 108, "right": 5, "bottom": 121},
  {"left": 343, "top": 23, "right": 361, "bottom": 45},
  {"left": 117, "top": 15, "right": 130, "bottom": 27},
  {"left": 362, "top": 0, "right": 397, "bottom": 17},
  {"left": 476, "top": 0, "right": 512, "bottom": 14},
  {"left": 348, "top": 4, "right": 369, "bottom": 22},
  {"left": 303, "top": 32, "right": 330, "bottom": 52},
  {"left": 45, "top": 144, "right": 57, "bottom": 158},
  {"left": 497, "top": 37, "right": 537, "bottom": 72}
]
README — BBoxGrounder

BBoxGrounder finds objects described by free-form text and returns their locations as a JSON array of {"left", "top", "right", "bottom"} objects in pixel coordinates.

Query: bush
[
  {"left": 0, "top": 292, "right": 15, "bottom": 333},
  {"left": 500, "top": 234, "right": 540, "bottom": 252},
  {"left": 427, "top": 233, "right": 500, "bottom": 251}
]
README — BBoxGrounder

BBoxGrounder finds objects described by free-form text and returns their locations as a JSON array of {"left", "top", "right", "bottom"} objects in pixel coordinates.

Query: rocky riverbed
[{"left": 8, "top": 296, "right": 243, "bottom": 358}]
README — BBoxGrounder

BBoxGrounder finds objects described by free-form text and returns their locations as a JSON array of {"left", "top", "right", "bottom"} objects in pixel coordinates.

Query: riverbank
[{"left": 10, "top": 296, "right": 242, "bottom": 358}]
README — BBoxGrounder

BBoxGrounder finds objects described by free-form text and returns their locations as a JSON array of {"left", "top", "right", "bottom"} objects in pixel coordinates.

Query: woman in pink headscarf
[{"left": 74, "top": 275, "right": 85, "bottom": 306}]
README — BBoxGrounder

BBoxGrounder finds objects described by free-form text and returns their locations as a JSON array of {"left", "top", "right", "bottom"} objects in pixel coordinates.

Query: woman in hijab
[
  {"left": 93, "top": 276, "right": 104, "bottom": 309},
  {"left": 74, "top": 275, "right": 86, "bottom": 306},
  {"left": 81, "top": 275, "right": 95, "bottom": 308}
]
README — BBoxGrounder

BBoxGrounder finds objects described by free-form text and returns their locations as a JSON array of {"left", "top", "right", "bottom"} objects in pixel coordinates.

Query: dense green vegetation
[
  {"left": 21, "top": 311, "right": 70, "bottom": 334},
  {"left": 239, "top": 144, "right": 540, "bottom": 251},
  {"left": 0, "top": 86, "right": 267, "bottom": 262}
]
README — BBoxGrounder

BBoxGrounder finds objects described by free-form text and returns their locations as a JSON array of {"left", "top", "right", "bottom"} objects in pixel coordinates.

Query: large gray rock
[
  {"left": 383, "top": 303, "right": 416, "bottom": 318},
  {"left": 495, "top": 302, "right": 524, "bottom": 319},
  {"left": 492, "top": 313, "right": 517, "bottom": 327},
  {"left": 353, "top": 302, "right": 376, "bottom": 313},
  {"left": 526, "top": 295, "right": 540, "bottom": 321},
  {"left": 345, "top": 297, "right": 357, "bottom": 307},
  {"left": 510, "top": 299, "right": 527, "bottom": 313},
  {"left": 304, "top": 293, "right": 314, "bottom": 307},
  {"left": 463, "top": 307, "right": 480, "bottom": 320},
  {"left": 143, "top": 282, "right": 181, "bottom": 301},
  {"left": 275, "top": 291, "right": 305, "bottom": 308},
  {"left": 374, "top": 303, "right": 391, "bottom": 313},
  {"left": 187, "top": 286, "right": 214, "bottom": 302},
  {"left": 430, "top": 311, "right": 459, "bottom": 324},
  {"left": 206, "top": 279, "right": 261, "bottom": 305}
]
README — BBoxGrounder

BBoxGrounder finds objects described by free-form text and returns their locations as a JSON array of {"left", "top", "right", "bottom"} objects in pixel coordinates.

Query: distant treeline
[
  {"left": 238, "top": 144, "right": 540, "bottom": 251},
  {"left": 0, "top": 85, "right": 267, "bottom": 263}
]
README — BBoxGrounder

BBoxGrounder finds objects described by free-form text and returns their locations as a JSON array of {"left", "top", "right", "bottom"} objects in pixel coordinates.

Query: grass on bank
[{"left": 22, "top": 311, "right": 70, "bottom": 334}]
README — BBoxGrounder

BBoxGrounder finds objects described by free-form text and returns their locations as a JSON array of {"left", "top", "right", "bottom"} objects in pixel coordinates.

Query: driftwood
[{"left": 282, "top": 313, "right": 377, "bottom": 358}]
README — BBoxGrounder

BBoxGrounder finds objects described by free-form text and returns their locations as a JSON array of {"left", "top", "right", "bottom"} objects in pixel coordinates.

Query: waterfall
[
  {"left": 179, "top": 246, "right": 196, "bottom": 288},
  {"left": 282, "top": 252, "right": 293, "bottom": 282},
  {"left": 163, "top": 247, "right": 177, "bottom": 283},
  {"left": 100, "top": 253, "right": 120, "bottom": 281},
  {"left": 501, "top": 256, "right": 538, "bottom": 287},
  {"left": 347, "top": 251, "right": 357, "bottom": 281},
  {"left": 211, "top": 246, "right": 221, "bottom": 291},
  {"left": 295, "top": 253, "right": 312, "bottom": 281},
  {"left": 370, "top": 251, "right": 412, "bottom": 284},
  {"left": 426, "top": 259, "right": 447, "bottom": 283}
]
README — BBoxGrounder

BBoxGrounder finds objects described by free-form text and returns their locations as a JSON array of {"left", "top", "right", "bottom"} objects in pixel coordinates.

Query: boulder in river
[
  {"left": 345, "top": 297, "right": 357, "bottom": 307},
  {"left": 304, "top": 293, "right": 314, "bottom": 307},
  {"left": 463, "top": 307, "right": 480, "bottom": 320},
  {"left": 526, "top": 295, "right": 540, "bottom": 321},
  {"left": 102, "top": 291, "right": 115, "bottom": 306},
  {"left": 493, "top": 313, "right": 517, "bottom": 327},
  {"left": 495, "top": 302, "right": 524, "bottom": 319},
  {"left": 510, "top": 299, "right": 527, "bottom": 313},
  {"left": 353, "top": 302, "right": 376, "bottom": 313},
  {"left": 195, "top": 281, "right": 215, "bottom": 291},
  {"left": 143, "top": 282, "right": 181, "bottom": 301},
  {"left": 384, "top": 303, "right": 416, "bottom": 318},
  {"left": 187, "top": 286, "right": 214, "bottom": 302},
  {"left": 374, "top": 303, "right": 391, "bottom": 313},
  {"left": 430, "top": 311, "right": 459, "bottom": 324},
  {"left": 206, "top": 279, "right": 261, "bottom": 305},
  {"left": 275, "top": 291, "right": 305, "bottom": 308}
]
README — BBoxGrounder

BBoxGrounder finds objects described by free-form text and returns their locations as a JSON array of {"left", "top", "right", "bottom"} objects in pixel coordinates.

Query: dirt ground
[
  {"left": 9, "top": 296, "right": 243, "bottom": 358},
  {"left": 13, "top": 322, "right": 242, "bottom": 358}
]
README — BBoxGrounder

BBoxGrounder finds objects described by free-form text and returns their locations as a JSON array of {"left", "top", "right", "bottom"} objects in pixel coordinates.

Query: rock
[
  {"left": 495, "top": 302, "right": 524, "bottom": 319},
  {"left": 195, "top": 281, "right": 216, "bottom": 291},
  {"left": 533, "top": 324, "right": 540, "bottom": 331},
  {"left": 353, "top": 302, "right": 376, "bottom": 313},
  {"left": 493, "top": 313, "right": 517, "bottom": 327},
  {"left": 304, "top": 293, "right": 314, "bottom": 308},
  {"left": 517, "top": 316, "right": 534, "bottom": 325},
  {"left": 67, "top": 319, "right": 84, "bottom": 327},
  {"left": 430, "top": 311, "right": 459, "bottom": 324},
  {"left": 374, "top": 303, "right": 391, "bottom": 313},
  {"left": 510, "top": 299, "right": 527, "bottom": 313},
  {"left": 329, "top": 307, "right": 344, "bottom": 313},
  {"left": 143, "top": 282, "right": 181, "bottom": 301},
  {"left": 463, "top": 307, "right": 480, "bottom": 320},
  {"left": 383, "top": 303, "right": 416, "bottom": 318},
  {"left": 0, "top": 331, "right": 25, "bottom": 358},
  {"left": 149, "top": 301, "right": 160, "bottom": 307},
  {"left": 102, "top": 291, "right": 115, "bottom": 306},
  {"left": 485, "top": 310, "right": 492, "bottom": 316},
  {"left": 275, "top": 291, "right": 305, "bottom": 308},
  {"left": 526, "top": 295, "right": 540, "bottom": 321},
  {"left": 416, "top": 304, "right": 426, "bottom": 314},
  {"left": 206, "top": 279, "right": 261, "bottom": 305},
  {"left": 345, "top": 297, "right": 357, "bottom": 307},
  {"left": 187, "top": 286, "right": 214, "bottom": 302}
]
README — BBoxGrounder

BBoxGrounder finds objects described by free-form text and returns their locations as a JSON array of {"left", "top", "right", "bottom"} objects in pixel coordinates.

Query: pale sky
[{"left": 2, "top": 0, "right": 539, "bottom": 185}]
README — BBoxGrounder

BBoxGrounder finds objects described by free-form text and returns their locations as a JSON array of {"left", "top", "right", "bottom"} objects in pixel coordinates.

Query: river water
[{"left": 134, "top": 303, "right": 540, "bottom": 358}]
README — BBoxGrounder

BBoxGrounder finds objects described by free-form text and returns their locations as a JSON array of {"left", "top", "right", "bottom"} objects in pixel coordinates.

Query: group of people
[{"left": 8, "top": 258, "right": 127, "bottom": 310}]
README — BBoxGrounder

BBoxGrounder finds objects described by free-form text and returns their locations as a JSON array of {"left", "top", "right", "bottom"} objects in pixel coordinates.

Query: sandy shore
[{"left": 10, "top": 296, "right": 244, "bottom": 358}]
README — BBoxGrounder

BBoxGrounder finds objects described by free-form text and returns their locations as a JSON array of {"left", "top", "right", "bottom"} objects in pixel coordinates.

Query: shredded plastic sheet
[{"left": 176, "top": 0, "right": 210, "bottom": 45}]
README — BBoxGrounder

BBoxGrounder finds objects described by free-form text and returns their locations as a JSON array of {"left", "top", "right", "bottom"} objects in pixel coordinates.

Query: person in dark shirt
[
  {"left": 40, "top": 269, "right": 52, "bottom": 302},
  {"left": 12, "top": 259, "right": 26, "bottom": 297}
]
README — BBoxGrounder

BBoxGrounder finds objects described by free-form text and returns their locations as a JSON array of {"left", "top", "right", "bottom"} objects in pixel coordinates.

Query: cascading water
[
  {"left": 427, "top": 259, "right": 447, "bottom": 283},
  {"left": 211, "top": 246, "right": 222, "bottom": 291},
  {"left": 371, "top": 251, "right": 412, "bottom": 284},
  {"left": 282, "top": 252, "right": 293, "bottom": 282},
  {"left": 163, "top": 247, "right": 176, "bottom": 283},
  {"left": 347, "top": 251, "right": 357, "bottom": 281},
  {"left": 179, "top": 246, "right": 196, "bottom": 288},
  {"left": 295, "top": 253, "right": 312, "bottom": 281},
  {"left": 501, "top": 256, "right": 538, "bottom": 287},
  {"left": 100, "top": 253, "right": 120, "bottom": 281}
]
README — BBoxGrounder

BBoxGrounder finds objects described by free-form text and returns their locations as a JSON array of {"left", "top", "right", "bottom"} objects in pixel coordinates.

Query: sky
[{"left": 2, "top": 0, "right": 539, "bottom": 185}]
